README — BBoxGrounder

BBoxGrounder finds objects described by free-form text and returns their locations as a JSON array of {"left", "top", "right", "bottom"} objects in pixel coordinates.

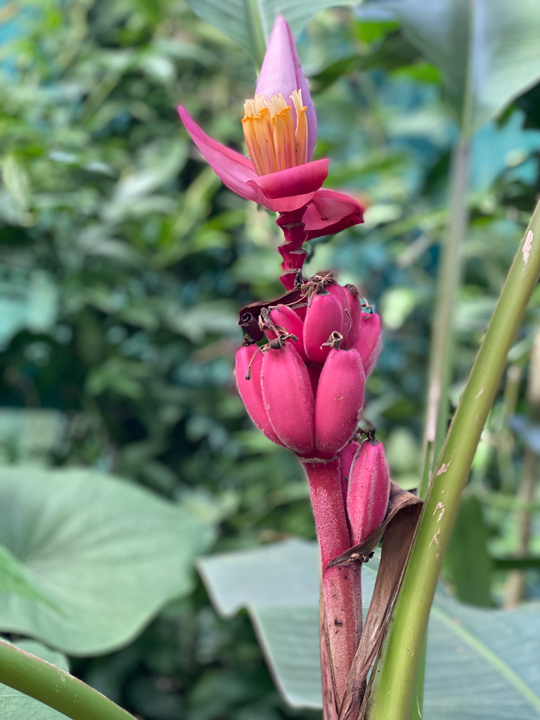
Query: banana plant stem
[
  {"left": 0, "top": 640, "right": 135, "bottom": 720},
  {"left": 368, "top": 203, "right": 540, "bottom": 720}
]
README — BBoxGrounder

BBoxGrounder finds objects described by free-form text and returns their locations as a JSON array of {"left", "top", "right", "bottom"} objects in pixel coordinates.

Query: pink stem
[
  {"left": 276, "top": 208, "right": 308, "bottom": 290},
  {"left": 302, "top": 458, "right": 359, "bottom": 705}
]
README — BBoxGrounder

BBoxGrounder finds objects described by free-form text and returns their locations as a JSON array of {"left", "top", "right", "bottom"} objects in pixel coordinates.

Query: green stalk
[
  {"left": 244, "top": 0, "right": 266, "bottom": 68},
  {"left": 419, "top": 137, "right": 470, "bottom": 498},
  {"left": 410, "top": 639, "right": 426, "bottom": 720},
  {"left": 0, "top": 640, "right": 135, "bottom": 720},
  {"left": 368, "top": 202, "right": 540, "bottom": 720}
]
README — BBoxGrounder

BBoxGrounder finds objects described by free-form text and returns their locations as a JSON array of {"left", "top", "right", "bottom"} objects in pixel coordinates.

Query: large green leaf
[
  {"left": 0, "top": 547, "right": 53, "bottom": 607},
  {"left": 360, "top": 0, "right": 540, "bottom": 135},
  {"left": 199, "top": 539, "right": 540, "bottom": 718},
  {"left": 184, "top": 0, "right": 357, "bottom": 64},
  {"left": 445, "top": 493, "right": 493, "bottom": 607},
  {"left": 0, "top": 467, "right": 213, "bottom": 655},
  {"left": 197, "top": 539, "right": 376, "bottom": 709},
  {"left": 0, "top": 639, "right": 68, "bottom": 720}
]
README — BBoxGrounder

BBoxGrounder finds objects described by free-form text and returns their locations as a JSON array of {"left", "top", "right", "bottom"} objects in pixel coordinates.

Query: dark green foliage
[{"left": 445, "top": 493, "right": 494, "bottom": 607}]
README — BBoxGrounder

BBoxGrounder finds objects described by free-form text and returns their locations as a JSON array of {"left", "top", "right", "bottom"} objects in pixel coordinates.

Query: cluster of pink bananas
[
  {"left": 236, "top": 273, "right": 381, "bottom": 459},
  {"left": 235, "top": 272, "right": 391, "bottom": 701}
]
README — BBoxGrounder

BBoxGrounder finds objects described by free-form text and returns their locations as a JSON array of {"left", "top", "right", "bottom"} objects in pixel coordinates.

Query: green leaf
[
  {"left": 197, "top": 539, "right": 377, "bottom": 708},
  {"left": 1, "top": 155, "right": 30, "bottom": 212},
  {"left": 0, "top": 640, "right": 68, "bottom": 720},
  {"left": 362, "top": 0, "right": 540, "bottom": 134},
  {"left": 184, "top": 0, "right": 357, "bottom": 64},
  {"left": 199, "top": 539, "right": 540, "bottom": 718},
  {"left": 0, "top": 547, "right": 54, "bottom": 608},
  {"left": 427, "top": 596, "right": 540, "bottom": 719},
  {"left": 0, "top": 467, "right": 213, "bottom": 655},
  {"left": 445, "top": 493, "right": 493, "bottom": 607}
]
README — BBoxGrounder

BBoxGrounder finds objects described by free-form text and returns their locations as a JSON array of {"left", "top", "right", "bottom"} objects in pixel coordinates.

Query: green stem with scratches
[
  {"left": 367, "top": 202, "right": 540, "bottom": 720},
  {"left": 0, "top": 640, "right": 135, "bottom": 720}
]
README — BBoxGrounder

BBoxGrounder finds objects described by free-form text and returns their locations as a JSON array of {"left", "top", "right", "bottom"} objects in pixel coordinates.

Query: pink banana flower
[{"left": 178, "top": 16, "right": 364, "bottom": 289}]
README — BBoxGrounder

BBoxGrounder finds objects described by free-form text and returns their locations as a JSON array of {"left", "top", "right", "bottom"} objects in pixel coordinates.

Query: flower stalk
[
  {"left": 303, "top": 458, "right": 358, "bottom": 702},
  {"left": 179, "top": 14, "right": 393, "bottom": 715},
  {"left": 276, "top": 209, "right": 308, "bottom": 290}
]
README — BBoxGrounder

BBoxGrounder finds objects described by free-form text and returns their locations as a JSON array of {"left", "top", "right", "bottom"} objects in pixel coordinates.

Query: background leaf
[
  {"left": 1, "top": 155, "right": 30, "bottom": 212},
  {"left": 444, "top": 493, "right": 493, "bottom": 607},
  {"left": 360, "top": 0, "right": 540, "bottom": 134},
  {"left": 184, "top": 0, "right": 357, "bottom": 63},
  {"left": 0, "top": 547, "right": 54, "bottom": 608},
  {"left": 0, "top": 467, "right": 213, "bottom": 655},
  {"left": 199, "top": 540, "right": 540, "bottom": 718}
]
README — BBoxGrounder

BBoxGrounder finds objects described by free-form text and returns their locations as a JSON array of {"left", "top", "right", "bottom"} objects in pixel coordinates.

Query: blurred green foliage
[{"left": 0, "top": 0, "right": 540, "bottom": 718}]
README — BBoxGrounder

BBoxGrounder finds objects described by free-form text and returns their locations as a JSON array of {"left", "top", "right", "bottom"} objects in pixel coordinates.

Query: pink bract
[
  {"left": 255, "top": 15, "right": 317, "bottom": 161},
  {"left": 178, "top": 15, "right": 364, "bottom": 239}
]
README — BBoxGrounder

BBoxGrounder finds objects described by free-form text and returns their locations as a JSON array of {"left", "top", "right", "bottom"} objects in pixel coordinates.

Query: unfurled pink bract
[{"left": 178, "top": 16, "right": 364, "bottom": 248}]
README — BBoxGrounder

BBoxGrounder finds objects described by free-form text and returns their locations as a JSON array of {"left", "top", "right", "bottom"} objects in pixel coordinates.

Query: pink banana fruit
[
  {"left": 235, "top": 345, "right": 284, "bottom": 446},
  {"left": 261, "top": 342, "right": 315, "bottom": 456},
  {"left": 265, "top": 305, "right": 309, "bottom": 363},
  {"left": 303, "top": 292, "right": 345, "bottom": 366},
  {"left": 315, "top": 347, "right": 364, "bottom": 458},
  {"left": 347, "top": 439, "right": 390, "bottom": 545},
  {"left": 351, "top": 311, "right": 382, "bottom": 376},
  {"left": 327, "top": 282, "right": 350, "bottom": 314}
]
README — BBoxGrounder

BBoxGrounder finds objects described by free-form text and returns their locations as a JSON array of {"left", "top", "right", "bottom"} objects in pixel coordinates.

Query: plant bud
[
  {"left": 261, "top": 342, "right": 315, "bottom": 456},
  {"left": 347, "top": 440, "right": 390, "bottom": 545},
  {"left": 265, "top": 305, "right": 309, "bottom": 363},
  {"left": 314, "top": 347, "right": 364, "bottom": 458},
  {"left": 303, "top": 293, "right": 345, "bottom": 366},
  {"left": 235, "top": 346, "right": 284, "bottom": 446},
  {"left": 351, "top": 312, "right": 381, "bottom": 376}
]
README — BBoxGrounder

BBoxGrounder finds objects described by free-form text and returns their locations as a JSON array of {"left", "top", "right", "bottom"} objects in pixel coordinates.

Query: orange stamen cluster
[{"left": 242, "top": 90, "right": 308, "bottom": 176}]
